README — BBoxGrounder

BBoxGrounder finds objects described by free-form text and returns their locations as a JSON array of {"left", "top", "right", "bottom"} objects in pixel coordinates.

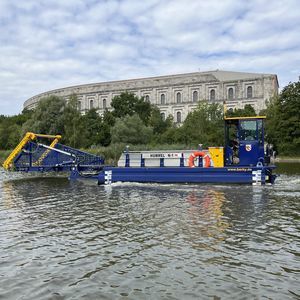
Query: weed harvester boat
[{"left": 3, "top": 116, "right": 277, "bottom": 185}]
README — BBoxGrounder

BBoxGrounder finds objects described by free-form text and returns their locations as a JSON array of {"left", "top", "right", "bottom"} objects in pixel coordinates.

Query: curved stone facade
[{"left": 24, "top": 70, "right": 278, "bottom": 122}]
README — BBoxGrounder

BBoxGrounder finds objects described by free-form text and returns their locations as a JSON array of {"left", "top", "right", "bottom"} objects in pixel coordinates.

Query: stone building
[{"left": 24, "top": 70, "right": 278, "bottom": 123}]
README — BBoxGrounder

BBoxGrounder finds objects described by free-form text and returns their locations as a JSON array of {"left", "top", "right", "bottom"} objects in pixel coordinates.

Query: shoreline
[{"left": 275, "top": 157, "right": 300, "bottom": 163}]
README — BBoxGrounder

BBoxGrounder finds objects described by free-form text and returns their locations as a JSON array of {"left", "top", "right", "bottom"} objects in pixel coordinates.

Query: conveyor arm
[{"left": 2, "top": 132, "right": 61, "bottom": 170}]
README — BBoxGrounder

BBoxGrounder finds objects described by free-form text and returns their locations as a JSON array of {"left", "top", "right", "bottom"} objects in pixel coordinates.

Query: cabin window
[
  {"left": 176, "top": 111, "right": 182, "bottom": 123},
  {"left": 228, "top": 88, "right": 234, "bottom": 100},
  {"left": 210, "top": 89, "right": 215, "bottom": 101},
  {"left": 103, "top": 99, "right": 106, "bottom": 109},
  {"left": 192, "top": 91, "right": 198, "bottom": 102},
  {"left": 247, "top": 86, "right": 253, "bottom": 98},
  {"left": 161, "top": 94, "right": 166, "bottom": 105},
  {"left": 240, "top": 120, "right": 257, "bottom": 141},
  {"left": 176, "top": 92, "right": 181, "bottom": 103}
]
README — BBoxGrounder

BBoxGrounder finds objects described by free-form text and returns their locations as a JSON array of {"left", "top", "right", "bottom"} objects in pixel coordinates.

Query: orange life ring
[{"left": 188, "top": 151, "right": 211, "bottom": 168}]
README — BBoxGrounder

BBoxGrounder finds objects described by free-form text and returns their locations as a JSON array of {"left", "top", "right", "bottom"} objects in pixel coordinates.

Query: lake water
[{"left": 0, "top": 164, "right": 299, "bottom": 299}]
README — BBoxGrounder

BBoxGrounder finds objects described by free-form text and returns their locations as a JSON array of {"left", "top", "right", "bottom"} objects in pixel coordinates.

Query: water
[{"left": 0, "top": 164, "right": 299, "bottom": 300}]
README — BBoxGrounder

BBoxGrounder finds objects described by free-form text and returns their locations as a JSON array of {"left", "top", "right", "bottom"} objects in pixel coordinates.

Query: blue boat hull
[{"left": 96, "top": 166, "right": 276, "bottom": 185}]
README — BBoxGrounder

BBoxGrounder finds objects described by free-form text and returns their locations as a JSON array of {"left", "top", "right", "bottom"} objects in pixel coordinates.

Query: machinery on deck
[
  {"left": 2, "top": 116, "right": 277, "bottom": 185},
  {"left": 2, "top": 132, "right": 104, "bottom": 176}
]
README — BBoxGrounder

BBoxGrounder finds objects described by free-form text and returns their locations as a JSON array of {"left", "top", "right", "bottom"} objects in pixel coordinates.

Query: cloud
[{"left": 0, "top": 0, "right": 299, "bottom": 115}]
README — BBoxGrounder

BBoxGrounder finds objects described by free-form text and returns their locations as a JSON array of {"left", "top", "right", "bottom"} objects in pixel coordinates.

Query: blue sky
[{"left": 1, "top": 0, "right": 299, "bottom": 115}]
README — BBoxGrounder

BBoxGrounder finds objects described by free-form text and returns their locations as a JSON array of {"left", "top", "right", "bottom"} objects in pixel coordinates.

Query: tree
[
  {"left": 111, "top": 92, "right": 138, "bottom": 118},
  {"left": 265, "top": 80, "right": 300, "bottom": 155},
  {"left": 111, "top": 92, "right": 152, "bottom": 124},
  {"left": 98, "top": 110, "right": 116, "bottom": 146},
  {"left": 111, "top": 114, "right": 153, "bottom": 145},
  {"left": 179, "top": 102, "right": 224, "bottom": 147},
  {"left": 63, "top": 94, "right": 88, "bottom": 148},
  {"left": 0, "top": 110, "right": 32, "bottom": 150},
  {"left": 134, "top": 97, "right": 152, "bottom": 125},
  {"left": 22, "top": 95, "right": 66, "bottom": 135},
  {"left": 149, "top": 106, "right": 173, "bottom": 135},
  {"left": 0, "top": 123, "right": 21, "bottom": 149},
  {"left": 226, "top": 104, "right": 257, "bottom": 118},
  {"left": 81, "top": 108, "right": 103, "bottom": 147}
]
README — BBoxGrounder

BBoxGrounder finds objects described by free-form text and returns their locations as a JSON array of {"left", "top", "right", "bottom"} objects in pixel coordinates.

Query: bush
[{"left": 111, "top": 114, "right": 153, "bottom": 145}]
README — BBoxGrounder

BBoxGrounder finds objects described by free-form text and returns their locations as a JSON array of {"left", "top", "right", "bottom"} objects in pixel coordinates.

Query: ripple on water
[{"left": 0, "top": 172, "right": 299, "bottom": 299}]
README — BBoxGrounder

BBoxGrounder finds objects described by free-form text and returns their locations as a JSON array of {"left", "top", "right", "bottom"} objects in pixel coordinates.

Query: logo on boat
[{"left": 245, "top": 144, "right": 252, "bottom": 152}]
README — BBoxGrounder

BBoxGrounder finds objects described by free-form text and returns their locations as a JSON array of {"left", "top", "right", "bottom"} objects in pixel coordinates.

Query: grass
[{"left": 275, "top": 156, "right": 300, "bottom": 162}]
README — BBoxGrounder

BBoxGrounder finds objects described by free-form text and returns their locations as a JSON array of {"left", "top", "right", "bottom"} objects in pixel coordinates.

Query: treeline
[
  {"left": 0, "top": 80, "right": 299, "bottom": 156},
  {"left": 0, "top": 92, "right": 224, "bottom": 150},
  {"left": 263, "top": 80, "right": 300, "bottom": 156}
]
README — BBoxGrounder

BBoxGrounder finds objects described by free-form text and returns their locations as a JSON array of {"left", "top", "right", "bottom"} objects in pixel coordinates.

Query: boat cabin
[{"left": 224, "top": 116, "right": 268, "bottom": 167}]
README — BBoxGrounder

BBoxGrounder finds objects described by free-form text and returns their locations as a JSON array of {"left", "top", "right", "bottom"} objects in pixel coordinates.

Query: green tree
[
  {"left": 63, "top": 94, "right": 88, "bottom": 148},
  {"left": 22, "top": 95, "right": 66, "bottom": 135},
  {"left": 0, "top": 123, "right": 20, "bottom": 149},
  {"left": 111, "top": 92, "right": 138, "bottom": 118},
  {"left": 0, "top": 110, "right": 32, "bottom": 150},
  {"left": 111, "top": 114, "right": 153, "bottom": 145},
  {"left": 82, "top": 108, "right": 103, "bottom": 147},
  {"left": 265, "top": 80, "right": 300, "bottom": 155},
  {"left": 111, "top": 92, "right": 152, "bottom": 124},
  {"left": 180, "top": 102, "right": 224, "bottom": 147},
  {"left": 97, "top": 110, "right": 116, "bottom": 146},
  {"left": 149, "top": 107, "right": 173, "bottom": 135},
  {"left": 226, "top": 104, "right": 257, "bottom": 118},
  {"left": 134, "top": 96, "right": 152, "bottom": 125}
]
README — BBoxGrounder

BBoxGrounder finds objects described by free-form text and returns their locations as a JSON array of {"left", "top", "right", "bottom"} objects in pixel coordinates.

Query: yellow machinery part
[
  {"left": 3, "top": 132, "right": 36, "bottom": 170},
  {"left": 32, "top": 137, "right": 61, "bottom": 166},
  {"left": 208, "top": 147, "right": 224, "bottom": 168},
  {"left": 2, "top": 132, "right": 61, "bottom": 170}
]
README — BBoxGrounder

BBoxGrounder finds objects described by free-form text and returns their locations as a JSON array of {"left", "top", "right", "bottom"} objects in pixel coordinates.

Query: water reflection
[{"left": 185, "top": 190, "right": 229, "bottom": 244}]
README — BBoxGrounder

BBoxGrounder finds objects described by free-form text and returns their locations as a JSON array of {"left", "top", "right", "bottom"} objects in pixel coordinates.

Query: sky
[{"left": 0, "top": 0, "right": 300, "bottom": 116}]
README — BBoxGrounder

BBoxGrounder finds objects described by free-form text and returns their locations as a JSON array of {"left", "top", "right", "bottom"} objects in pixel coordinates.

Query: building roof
[
  {"left": 198, "top": 70, "right": 275, "bottom": 82},
  {"left": 24, "top": 69, "right": 278, "bottom": 107}
]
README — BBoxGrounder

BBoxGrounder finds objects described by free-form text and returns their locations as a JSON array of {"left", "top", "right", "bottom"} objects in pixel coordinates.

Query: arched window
[
  {"left": 103, "top": 99, "right": 106, "bottom": 109},
  {"left": 176, "top": 92, "right": 181, "bottom": 103},
  {"left": 210, "top": 89, "right": 215, "bottom": 101},
  {"left": 77, "top": 101, "right": 81, "bottom": 110},
  {"left": 90, "top": 99, "right": 94, "bottom": 109},
  {"left": 161, "top": 94, "right": 165, "bottom": 105},
  {"left": 161, "top": 113, "right": 165, "bottom": 121},
  {"left": 192, "top": 91, "right": 198, "bottom": 102},
  {"left": 247, "top": 86, "right": 253, "bottom": 98},
  {"left": 176, "top": 111, "right": 182, "bottom": 123},
  {"left": 228, "top": 88, "right": 234, "bottom": 100},
  {"left": 145, "top": 95, "right": 150, "bottom": 102}
]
